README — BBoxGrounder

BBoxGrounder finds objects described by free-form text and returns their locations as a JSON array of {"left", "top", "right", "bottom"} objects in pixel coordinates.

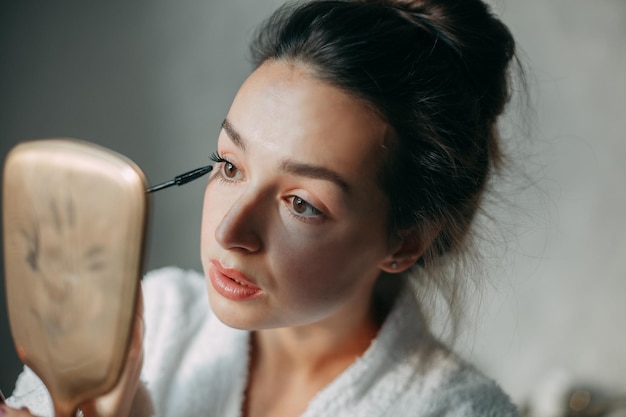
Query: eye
[
  {"left": 210, "top": 152, "right": 244, "bottom": 182},
  {"left": 288, "top": 196, "right": 323, "bottom": 218},
  {"left": 222, "top": 161, "right": 240, "bottom": 179}
]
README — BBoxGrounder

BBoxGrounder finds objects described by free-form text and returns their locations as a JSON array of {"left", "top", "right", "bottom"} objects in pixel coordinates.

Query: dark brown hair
[{"left": 251, "top": 0, "right": 520, "bottom": 335}]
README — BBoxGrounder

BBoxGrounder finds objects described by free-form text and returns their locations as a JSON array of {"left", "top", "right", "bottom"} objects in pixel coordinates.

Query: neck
[
  {"left": 252, "top": 292, "right": 380, "bottom": 382},
  {"left": 243, "top": 312, "right": 378, "bottom": 417},
  {"left": 250, "top": 275, "right": 407, "bottom": 378},
  {"left": 255, "top": 319, "right": 377, "bottom": 377},
  {"left": 242, "top": 279, "right": 401, "bottom": 417}
]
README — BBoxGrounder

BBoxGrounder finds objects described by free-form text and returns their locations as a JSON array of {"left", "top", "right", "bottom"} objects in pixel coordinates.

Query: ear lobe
[{"left": 379, "top": 227, "right": 438, "bottom": 274}]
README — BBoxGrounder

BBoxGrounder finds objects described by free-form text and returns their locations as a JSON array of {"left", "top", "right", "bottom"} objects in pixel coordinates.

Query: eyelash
[
  {"left": 209, "top": 151, "right": 240, "bottom": 183},
  {"left": 209, "top": 151, "right": 230, "bottom": 166},
  {"left": 209, "top": 151, "right": 326, "bottom": 223}
]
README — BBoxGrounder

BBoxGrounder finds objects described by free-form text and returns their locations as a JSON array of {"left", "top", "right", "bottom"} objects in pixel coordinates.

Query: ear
[{"left": 379, "top": 227, "right": 439, "bottom": 274}]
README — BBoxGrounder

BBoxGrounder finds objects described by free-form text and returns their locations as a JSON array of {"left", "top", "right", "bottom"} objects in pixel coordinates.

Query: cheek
[{"left": 271, "top": 225, "right": 385, "bottom": 305}]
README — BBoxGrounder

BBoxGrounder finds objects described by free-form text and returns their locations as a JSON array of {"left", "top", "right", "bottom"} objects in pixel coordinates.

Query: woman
[{"left": 5, "top": 0, "right": 522, "bottom": 415}]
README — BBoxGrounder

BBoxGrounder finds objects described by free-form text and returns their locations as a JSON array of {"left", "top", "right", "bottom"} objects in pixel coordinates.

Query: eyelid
[
  {"left": 284, "top": 191, "right": 331, "bottom": 220},
  {"left": 291, "top": 196, "right": 323, "bottom": 215},
  {"left": 284, "top": 196, "right": 326, "bottom": 224},
  {"left": 209, "top": 151, "right": 244, "bottom": 182},
  {"left": 210, "top": 149, "right": 332, "bottom": 223}
]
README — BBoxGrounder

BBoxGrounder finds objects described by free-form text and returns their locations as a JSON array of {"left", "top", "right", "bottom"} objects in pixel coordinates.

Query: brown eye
[
  {"left": 209, "top": 152, "right": 244, "bottom": 182},
  {"left": 223, "top": 162, "right": 238, "bottom": 179},
  {"left": 293, "top": 197, "right": 307, "bottom": 214},
  {"left": 290, "top": 196, "right": 323, "bottom": 217}
]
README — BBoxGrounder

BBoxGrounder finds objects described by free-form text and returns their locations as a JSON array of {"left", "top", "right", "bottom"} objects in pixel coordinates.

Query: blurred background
[{"left": 1, "top": 0, "right": 624, "bottom": 413}]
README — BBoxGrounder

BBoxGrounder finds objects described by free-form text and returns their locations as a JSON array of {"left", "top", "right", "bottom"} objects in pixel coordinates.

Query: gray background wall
[{"left": 1, "top": 0, "right": 624, "bottom": 407}]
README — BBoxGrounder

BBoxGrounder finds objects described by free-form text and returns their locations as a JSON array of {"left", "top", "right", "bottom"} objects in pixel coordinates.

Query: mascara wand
[{"left": 146, "top": 164, "right": 213, "bottom": 193}]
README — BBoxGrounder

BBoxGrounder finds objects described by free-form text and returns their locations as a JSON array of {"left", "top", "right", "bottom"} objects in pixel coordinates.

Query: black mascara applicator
[{"left": 146, "top": 164, "right": 213, "bottom": 193}]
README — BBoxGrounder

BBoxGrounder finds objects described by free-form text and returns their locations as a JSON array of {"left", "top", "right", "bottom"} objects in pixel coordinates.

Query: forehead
[{"left": 225, "top": 60, "right": 391, "bottom": 183}]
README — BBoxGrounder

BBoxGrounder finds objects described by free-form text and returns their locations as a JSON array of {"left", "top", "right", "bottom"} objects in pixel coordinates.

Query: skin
[
  {"left": 202, "top": 59, "right": 397, "bottom": 330},
  {"left": 201, "top": 60, "right": 420, "bottom": 417}
]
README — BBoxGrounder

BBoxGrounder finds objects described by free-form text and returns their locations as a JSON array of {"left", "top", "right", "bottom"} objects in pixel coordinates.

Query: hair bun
[{"left": 387, "top": 0, "right": 516, "bottom": 121}]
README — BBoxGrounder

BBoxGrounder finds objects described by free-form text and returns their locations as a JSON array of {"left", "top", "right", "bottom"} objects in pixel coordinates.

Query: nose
[{"left": 214, "top": 188, "right": 265, "bottom": 253}]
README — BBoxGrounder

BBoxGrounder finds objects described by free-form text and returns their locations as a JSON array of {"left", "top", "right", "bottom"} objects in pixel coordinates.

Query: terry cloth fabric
[{"left": 9, "top": 267, "right": 519, "bottom": 417}]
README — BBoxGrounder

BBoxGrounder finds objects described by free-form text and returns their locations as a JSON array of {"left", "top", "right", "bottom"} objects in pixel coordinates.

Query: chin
[{"left": 205, "top": 283, "right": 272, "bottom": 330}]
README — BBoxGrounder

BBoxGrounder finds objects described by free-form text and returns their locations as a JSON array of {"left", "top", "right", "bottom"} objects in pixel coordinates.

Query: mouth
[
  {"left": 208, "top": 259, "right": 262, "bottom": 301},
  {"left": 230, "top": 277, "right": 250, "bottom": 286}
]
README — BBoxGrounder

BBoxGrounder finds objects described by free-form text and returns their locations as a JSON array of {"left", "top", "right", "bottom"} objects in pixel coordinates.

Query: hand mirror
[{"left": 2, "top": 139, "right": 147, "bottom": 417}]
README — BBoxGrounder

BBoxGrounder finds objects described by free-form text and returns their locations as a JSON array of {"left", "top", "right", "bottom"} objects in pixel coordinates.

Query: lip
[{"left": 208, "top": 259, "right": 262, "bottom": 301}]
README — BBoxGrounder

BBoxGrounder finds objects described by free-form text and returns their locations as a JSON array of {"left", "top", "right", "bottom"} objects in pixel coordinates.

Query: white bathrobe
[{"left": 9, "top": 267, "right": 519, "bottom": 417}]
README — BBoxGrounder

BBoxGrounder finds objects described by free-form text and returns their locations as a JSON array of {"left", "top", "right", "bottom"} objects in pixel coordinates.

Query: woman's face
[{"left": 201, "top": 60, "right": 398, "bottom": 330}]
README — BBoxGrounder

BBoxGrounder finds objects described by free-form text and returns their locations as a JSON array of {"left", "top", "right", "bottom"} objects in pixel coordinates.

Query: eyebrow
[
  {"left": 221, "top": 118, "right": 351, "bottom": 194},
  {"left": 279, "top": 161, "right": 351, "bottom": 194},
  {"left": 222, "top": 119, "right": 246, "bottom": 150}
]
